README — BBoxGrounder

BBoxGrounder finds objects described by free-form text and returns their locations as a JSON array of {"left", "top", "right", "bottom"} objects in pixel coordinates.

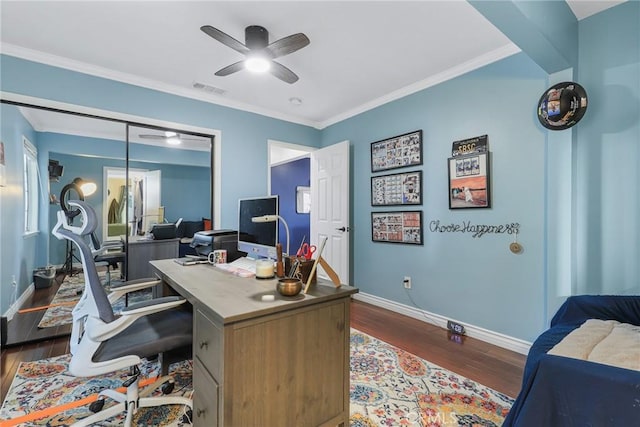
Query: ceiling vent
[{"left": 192, "top": 81, "right": 226, "bottom": 95}]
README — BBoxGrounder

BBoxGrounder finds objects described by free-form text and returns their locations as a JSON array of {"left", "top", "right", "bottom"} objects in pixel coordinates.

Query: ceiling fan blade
[
  {"left": 201, "top": 25, "right": 249, "bottom": 55},
  {"left": 138, "top": 134, "right": 165, "bottom": 140},
  {"left": 215, "top": 61, "right": 245, "bottom": 77},
  {"left": 270, "top": 61, "right": 299, "bottom": 84},
  {"left": 266, "top": 33, "right": 310, "bottom": 59}
]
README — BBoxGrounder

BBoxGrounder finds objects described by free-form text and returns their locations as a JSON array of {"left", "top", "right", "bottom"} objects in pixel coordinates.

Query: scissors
[{"left": 297, "top": 243, "right": 316, "bottom": 260}]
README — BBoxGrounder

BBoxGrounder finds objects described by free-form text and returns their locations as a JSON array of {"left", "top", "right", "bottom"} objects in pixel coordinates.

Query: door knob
[{"left": 336, "top": 227, "right": 350, "bottom": 232}]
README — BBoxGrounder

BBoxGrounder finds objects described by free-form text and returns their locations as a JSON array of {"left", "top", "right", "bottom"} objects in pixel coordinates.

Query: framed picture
[
  {"left": 371, "top": 130, "right": 422, "bottom": 172},
  {"left": 371, "top": 170, "right": 422, "bottom": 206},
  {"left": 296, "top": 186, "right": 311, "bottom": 214},
  {"left": 371, "top": 211, "right": 423, "bottom": 245},
  {"left": 448, "top": 152, "right": 491, "bottom": 209}
]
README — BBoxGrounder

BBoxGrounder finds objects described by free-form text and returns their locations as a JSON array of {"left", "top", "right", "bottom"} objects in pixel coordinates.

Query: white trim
[
  {"left": 1, "top": 44, "right": 318, "bottom": 129},
  {"left": 2, "top": 91, "right": 223, "bottom": 226},
  {"left": 213, "top": 132, "right": 222, "bottom": 230},
  {"left": 270, "top": 153, "right": 311, "bottom": 168},
  {"left": 2, "top": 42, "right": 520, "bottom": 130},
  {"left": 353, "top": 292, "right": 532, "bottom": 355},
  {"left": 2, "top": 92, "right": 221, "bottom": 139},
  {"left": 4, "top": 283, "right": 35, "bottom": 321}
]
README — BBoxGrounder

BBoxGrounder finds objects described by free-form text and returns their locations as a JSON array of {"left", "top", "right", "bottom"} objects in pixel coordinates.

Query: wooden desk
[
  {"left": 150, "top": 259, "right": 358, "bottom": 427},
  {"left": 125, "top": 235, "right": 179, "bottom": 280}
]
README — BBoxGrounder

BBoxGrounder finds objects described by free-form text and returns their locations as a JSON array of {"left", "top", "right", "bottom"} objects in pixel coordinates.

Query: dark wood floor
[
  {"left": 350, "top": 299, "right": 526, "bottom": 398},
  {"left": 1, "top": 281, "right": 526, "bottom": 403}
]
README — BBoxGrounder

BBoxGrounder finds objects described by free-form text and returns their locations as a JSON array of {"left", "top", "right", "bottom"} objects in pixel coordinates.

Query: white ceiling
[{"left": 1, "top": 1, "right": 624, "bottom": 130}]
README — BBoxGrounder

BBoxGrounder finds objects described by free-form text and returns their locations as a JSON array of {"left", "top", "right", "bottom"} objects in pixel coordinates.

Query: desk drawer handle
[
  {"left": 197, "top": 408, "right": 206, "bottom": 417},
  {"left": 199, "top": 341, "right": 209, "bottom": 350}
]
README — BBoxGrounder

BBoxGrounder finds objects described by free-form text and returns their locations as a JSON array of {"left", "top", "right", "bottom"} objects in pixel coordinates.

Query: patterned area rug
[
  {"left": 349, "top": 330, "right": 514, "bottom": 426},
  {"left": 38, "top": 269, "right": 151, "bottom": 329},
  {"left": 1, "top": 330, "right": 513, "bottom": 426},
  {"left": 0, "top": 354, "right": 192, "bottom": 426}
]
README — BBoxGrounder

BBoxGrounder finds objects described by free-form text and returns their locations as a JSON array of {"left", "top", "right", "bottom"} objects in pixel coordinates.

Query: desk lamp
[{"left": 251, "top": 214, "right": 290, "bottom": 256}]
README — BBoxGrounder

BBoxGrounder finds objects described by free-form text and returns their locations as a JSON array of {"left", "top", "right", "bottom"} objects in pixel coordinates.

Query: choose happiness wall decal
[{"left": 428, "top": 220, "right": 520, "bottom": 238}]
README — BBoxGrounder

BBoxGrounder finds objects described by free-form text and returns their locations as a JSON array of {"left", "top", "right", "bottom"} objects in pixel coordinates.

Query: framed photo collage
[{"left": 370, "top": 130, "right": 423, "bottom": 245}]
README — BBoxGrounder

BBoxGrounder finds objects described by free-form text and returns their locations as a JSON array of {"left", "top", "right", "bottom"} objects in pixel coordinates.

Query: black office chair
[
  {"left": 52, "top": 200, "right": 193, "bottom": 427},
  {"left": 89, "top": 232, "right": 125, "bottom": 286}
]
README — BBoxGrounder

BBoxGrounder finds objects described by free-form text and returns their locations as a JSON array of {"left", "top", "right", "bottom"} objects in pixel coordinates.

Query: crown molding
[
  {"left": 2, "top": 42, "right": 520, "bottom": 131},
  {"left": 318, "top": 43, "right": 521, "bottom": 129},
  {"left": 0, "top": 43, "right": 320, "bottom": 129}
]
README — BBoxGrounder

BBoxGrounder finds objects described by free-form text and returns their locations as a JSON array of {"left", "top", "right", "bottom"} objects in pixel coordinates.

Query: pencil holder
[{"left": 297, "top": 257, "right": 317, "bottom": 284}]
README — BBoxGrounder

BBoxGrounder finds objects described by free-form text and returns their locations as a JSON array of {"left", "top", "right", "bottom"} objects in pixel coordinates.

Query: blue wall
[
  {"left": 574, "top": 3, "right": 640, "bottom": 295},
  {"left": 271, "top": 157, "right": 311, "bottom": 253},
  {"left": 322, "top": 53, "right": 549, "bottom": 341},
  {"left": 0, "top": 104, "right": 40, "bottom": 312},
  {"left": 1, "top": 2, "right": 638, "bottom": 344}
]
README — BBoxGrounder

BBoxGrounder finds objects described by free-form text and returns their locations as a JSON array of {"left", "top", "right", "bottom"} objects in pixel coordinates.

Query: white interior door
[
  {"left": 143, "top": 170, "right": 161, "bottom": 233},
  {"left": 310, "top": 140, "right": 350, "bottom": 285}
]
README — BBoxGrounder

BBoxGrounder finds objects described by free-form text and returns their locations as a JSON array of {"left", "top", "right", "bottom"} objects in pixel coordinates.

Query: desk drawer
[
  {"left": 195, "top": 308, "right": 223, "bottom": 380},
  {"left": 193, "top": 358, "right": 219, "bottom": 427}
]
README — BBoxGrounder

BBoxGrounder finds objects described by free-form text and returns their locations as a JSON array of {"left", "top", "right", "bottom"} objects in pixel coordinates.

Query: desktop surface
[{"left": 150, "top": 258, "right": 357, "bottom": 324}]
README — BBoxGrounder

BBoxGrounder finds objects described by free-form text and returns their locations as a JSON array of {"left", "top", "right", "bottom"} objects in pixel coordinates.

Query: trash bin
[{"left": 33, "top": 266, "right": 56, "bottom": 289}]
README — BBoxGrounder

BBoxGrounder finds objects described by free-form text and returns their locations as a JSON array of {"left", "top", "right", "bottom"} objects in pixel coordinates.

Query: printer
[{"left": 190, "top": 229, "right": 241, "bottom": 261}]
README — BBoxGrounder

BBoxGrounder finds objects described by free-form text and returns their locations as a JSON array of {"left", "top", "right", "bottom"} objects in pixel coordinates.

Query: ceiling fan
[{"left": 200, "top": 24, "right": 310, "bottom": 84}]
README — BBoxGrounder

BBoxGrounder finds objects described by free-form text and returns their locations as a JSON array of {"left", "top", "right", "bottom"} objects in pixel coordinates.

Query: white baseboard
[
  {"left": 353, "top": 292, "right": 531, "bottom": 355},
  {"left": 4, "top": 283, "right": 35, "bottom": 321}
]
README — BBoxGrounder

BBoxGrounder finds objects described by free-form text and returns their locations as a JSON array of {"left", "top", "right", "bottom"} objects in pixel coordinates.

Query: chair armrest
[
  {"left": 551, "top": 295, "right": 640, "bottom": 327},
  {"left": 88, "top": 297, "right": 187, "bottom": 342},
  {"left": 92, "top": 241, "right": 124, "bottom": 257},
  {"left": 107, "top": 278, "right": 161, "bottom": 303},
  {"left": 120, "top": 296, "right": 183, "bottom": 313}
]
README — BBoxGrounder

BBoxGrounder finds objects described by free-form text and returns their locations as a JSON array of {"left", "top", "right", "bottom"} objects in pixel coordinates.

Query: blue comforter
[{"left": 503, "top": 295, "right": 640, "bottom": 426}]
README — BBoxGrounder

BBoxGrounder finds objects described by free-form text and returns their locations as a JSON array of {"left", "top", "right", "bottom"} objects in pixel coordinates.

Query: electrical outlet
[
  {"left": 403, "top": 276, "right": 411, "bottom": 289},
  {"left": 447, "top": 320, "right": 465, "bottom": 335}
]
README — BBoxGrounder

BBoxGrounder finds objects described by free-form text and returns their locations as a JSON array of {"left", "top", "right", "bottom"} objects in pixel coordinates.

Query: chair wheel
[
  {"left": 161, "top": 381, "right": 175, "bottom": 394},
  {"left": 89, "top": 399, "right": 105, "bottom": 413}
]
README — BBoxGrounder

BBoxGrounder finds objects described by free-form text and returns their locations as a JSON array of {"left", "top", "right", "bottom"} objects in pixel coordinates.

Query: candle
[{"left": 255, "top": 259, "right": 274, "bottom": 279}]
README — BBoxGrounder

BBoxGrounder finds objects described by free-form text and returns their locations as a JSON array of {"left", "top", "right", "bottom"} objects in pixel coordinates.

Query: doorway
[
  {"left": 103, "top": 167, "right": 162, "bottom": 240},
  {"left": 268, "top": 140, "right": 351, "bottom": 285}
]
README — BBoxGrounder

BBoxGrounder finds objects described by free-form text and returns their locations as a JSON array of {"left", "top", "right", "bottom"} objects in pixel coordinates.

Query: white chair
[{"left": 52, "top": 200, "right": 193, "bottom": 427}]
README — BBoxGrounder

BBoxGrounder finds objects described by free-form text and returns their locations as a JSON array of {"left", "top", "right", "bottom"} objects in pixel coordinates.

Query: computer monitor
[{"left": 237, "top": 196, "right": 279, "bottom": 259}]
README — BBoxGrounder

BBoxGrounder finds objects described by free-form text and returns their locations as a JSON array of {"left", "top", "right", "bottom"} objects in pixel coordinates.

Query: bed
[{"left": 503, "top": 295, "right": 640, "bottom": 426}]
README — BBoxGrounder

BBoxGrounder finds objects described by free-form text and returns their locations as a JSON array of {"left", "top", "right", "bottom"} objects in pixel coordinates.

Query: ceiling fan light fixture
[
  {"left": 165, "top": 131, "right": 178, "bottom": 137},
  {"left": 166, "top": 137, "right": 182, "bottom": 145},
  {"left": 245, "top": 56, "right": 271, "bottom": 73}
]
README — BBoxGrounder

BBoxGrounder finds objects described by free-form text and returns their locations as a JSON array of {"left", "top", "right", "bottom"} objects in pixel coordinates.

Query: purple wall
[{"left": 271, "top": 157, "right": 310, "bottom": 255}]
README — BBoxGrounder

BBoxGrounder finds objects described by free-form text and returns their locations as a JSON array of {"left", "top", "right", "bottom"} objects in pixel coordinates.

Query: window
[{"left": 23, "top": 137, "right": 39, "bottom": 234}]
